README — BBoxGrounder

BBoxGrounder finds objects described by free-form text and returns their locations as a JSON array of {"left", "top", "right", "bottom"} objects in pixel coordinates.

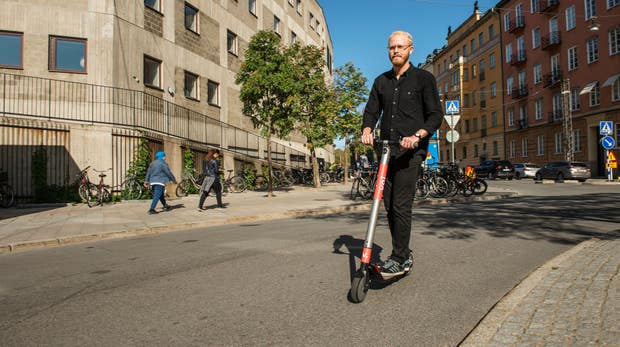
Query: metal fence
[{"left": 0, "top": 72, "right": 308, "bottom": 166}]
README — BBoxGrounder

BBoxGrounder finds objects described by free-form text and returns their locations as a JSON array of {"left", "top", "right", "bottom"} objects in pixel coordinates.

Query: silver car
[
  {"left": 513, "top": 162, "right": 541, "bottom": 179},
  {"left": 534, "top": 161, "right": 591, "bottom": 182}
]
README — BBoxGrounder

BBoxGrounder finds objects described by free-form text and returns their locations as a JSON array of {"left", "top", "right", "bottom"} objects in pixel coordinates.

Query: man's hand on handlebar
[{"left": 361, "top": 128, "right": 374, "bottom": 146}]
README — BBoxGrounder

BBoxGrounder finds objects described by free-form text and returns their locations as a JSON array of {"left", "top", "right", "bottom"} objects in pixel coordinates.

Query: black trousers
[
  {"left": 199, "top": 179, "right": 223, "bottom": 208},
  {"left": 383, "top": 152, "right": 424, "bottom": 263}
]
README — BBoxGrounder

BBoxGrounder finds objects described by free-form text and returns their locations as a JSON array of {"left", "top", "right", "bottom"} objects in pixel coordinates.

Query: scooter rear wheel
[{"left": 350, "top": 270, "right": 370, "bottom": 303}]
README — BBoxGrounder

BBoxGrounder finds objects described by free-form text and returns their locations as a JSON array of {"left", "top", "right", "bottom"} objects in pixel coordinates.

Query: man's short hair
[{"left": 388, "top": 31, "right": 413, "bottom": 48}]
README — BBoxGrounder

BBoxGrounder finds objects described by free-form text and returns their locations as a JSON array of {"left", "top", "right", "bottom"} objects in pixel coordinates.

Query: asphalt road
[{"left": 1, "top": 181, "right": 619, "bottom": 346}]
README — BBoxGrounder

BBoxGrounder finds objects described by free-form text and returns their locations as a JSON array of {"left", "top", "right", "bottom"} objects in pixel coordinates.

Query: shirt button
[{"left": 390, "top": 129, "right": 394, "bottom": 132}]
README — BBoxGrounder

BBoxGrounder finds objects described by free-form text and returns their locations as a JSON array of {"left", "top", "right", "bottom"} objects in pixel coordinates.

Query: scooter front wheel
[{"left": 350, "top": 269, "right": 370, "bottom": 303}]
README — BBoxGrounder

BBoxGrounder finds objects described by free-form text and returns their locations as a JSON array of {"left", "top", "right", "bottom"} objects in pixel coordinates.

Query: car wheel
[
  {"left": 515, "top": 172, "right": 521, "bottom": 180},
  {"left": 556, "top": 172, "right": 564, "bottom": 182},
  {"left": 535, "top": 172, "right": 542, "bottom": 181}
]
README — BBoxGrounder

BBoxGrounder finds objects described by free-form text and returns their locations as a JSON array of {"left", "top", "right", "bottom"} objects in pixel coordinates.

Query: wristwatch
[{"left": 414, "top": 132, "right": 423, "bottom": 139}]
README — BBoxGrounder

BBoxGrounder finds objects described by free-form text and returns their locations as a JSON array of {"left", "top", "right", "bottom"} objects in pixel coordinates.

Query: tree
[
  {"left": 286, "top": 43, "right": 338, "bottom": 187},
  {"left": 333, "top": 62, "right": 368, "bottom": 183},
  {"left": 236, "top": 31, "right": 296, "bottom": 197}
]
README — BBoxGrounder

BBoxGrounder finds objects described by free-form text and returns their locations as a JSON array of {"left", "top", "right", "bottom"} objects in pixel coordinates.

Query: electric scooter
[{"left": 350, "top": 138, "right": 416, "bottom": 303}]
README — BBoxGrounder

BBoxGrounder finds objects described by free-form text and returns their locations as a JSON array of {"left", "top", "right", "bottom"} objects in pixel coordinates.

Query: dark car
[
  {"left": 534, "top": 161, "right": 591, "bottom": 182},
  {"left": 475, "top": 160, "right": 515, "bottom": 180}
]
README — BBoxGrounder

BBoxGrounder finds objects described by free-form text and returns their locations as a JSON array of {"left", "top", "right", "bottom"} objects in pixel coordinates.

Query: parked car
[
  {"left": 534, "top": 161, "right": 591, "bottom": 182},
  {"left": 513, "top": 162, "right": 541, "bottom": 179},
  {"left": 475, "top": 160, "right": 515, "bottom": 180}
]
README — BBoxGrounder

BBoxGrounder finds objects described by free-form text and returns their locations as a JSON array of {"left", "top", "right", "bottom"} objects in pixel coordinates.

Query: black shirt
[{"left": 362, "top": 64, "right": 443, "bottom": 156}]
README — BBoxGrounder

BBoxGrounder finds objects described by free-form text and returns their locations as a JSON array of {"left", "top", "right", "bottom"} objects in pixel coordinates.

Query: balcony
[
  {"left": 508, "top": 16, "right": 525, "bottom": 33},
  {"left": 541, "top": 31, "right": 561, "bottom": 50},
  {"left": 543, "top": 69, "right": 562, "bottom": 88},
  {"left": 539, "top": 0, "right": 559, "bottom": 13},
  {"left": 510, "top": 52, "right": 527, "bottom": 66},
  {"left": 511, "top": 85, "right": 528, "bottom": 99}
]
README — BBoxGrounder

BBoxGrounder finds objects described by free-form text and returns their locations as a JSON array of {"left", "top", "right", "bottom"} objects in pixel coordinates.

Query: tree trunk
[
  {"left": 311, "top": 147, "right": 321, "bottom": 188},
  {"left": 343, "top": 139, "right": 349, "bottom": 184},
  {"left": 266, "top": 123, "right": 274, "bottom": 197}
]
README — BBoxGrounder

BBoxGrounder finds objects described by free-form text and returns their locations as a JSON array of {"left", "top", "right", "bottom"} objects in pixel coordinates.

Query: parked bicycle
[
  {"left": 350, "top": 168, "right": 376, "bottom": 200},
  {"left": 120, "top": 166, "right": 145, "bottom": 200},
  {"left": 222, "top": 169, "right": 247, "bottom": 193},
  {"left": 76, "top": 166, "right": 94, "bottom": 203},
  {"left": 0, "top": 170, "right": 15, "bottom": 208},
  {"left": 175, "top": 168, "right": 201, "bottom": 197},
  {"left": 87, "top": 168, "right": 112, "bottom": 207}
]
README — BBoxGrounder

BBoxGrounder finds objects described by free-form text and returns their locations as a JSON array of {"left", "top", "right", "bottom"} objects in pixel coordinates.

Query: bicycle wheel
[
  {"left": 429, "top": 176, "right": 449, "bottom": 198},
  {"left": 86, "top": 186, "right": 100, "bottom": 207},
  {"left": 229, "top": 176, "right": 247, "bottom": 193},
  {"left": 472, "top": 178, "right": 488, "bottom": 195},
  {"left": 415, "top": 179, "right": 429, "bottom": 200},
  {"left": 175, "top": 179, "right": 190, "bottom": 197},
  {"left": 0, "top": 183, "right": 15, "bottom": 208},
  {"left": 122, "top": 179, "right": 143, "bottom": 200},
  {"left": 78, "top": 183, "right": 90, "bottom": 202},
  {"left": 319, "top": 172, "right": 330, "bottom": 184},
  {"left": 360, "top": 179, "right": 373, "bottom": 199},
  {"left": 254, "top": 175, "right": 268, "bottom": 191},
  {"left": 460, "top": 181, "right": 474, "bottom": 197},
  {"left": 350, "top": 179, "right": 360, "bottom": 200}
]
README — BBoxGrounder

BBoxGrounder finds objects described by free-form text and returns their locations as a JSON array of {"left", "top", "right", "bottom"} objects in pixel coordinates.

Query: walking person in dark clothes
[
  {"left": 144, "top": 151, "right": 177, "bottom": 215},
  {"left": 198, "top": 148, "right": 224, "bottom": 211},
  {"left": 361, "top": 31, "right": 443, "bottom": 278}
]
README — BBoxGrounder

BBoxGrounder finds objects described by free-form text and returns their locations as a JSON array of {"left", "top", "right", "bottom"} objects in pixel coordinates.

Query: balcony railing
[
  {"left": 541, "top": 31, "right": 561, "bottom": 50},
  {"left": 510, "top": 52, "right": 527, "bottom": 66},
  {"left": 508, "top": 16, "right": 525, "bottom": 33},
  {"left": 543, "top": 69, "right": 562, "bottom": 88},
  {"left": 511, "top": 85, "right": 528, "bottom": 99},
  {"left": 0, "top": 73, "right": 308, "bottom": 167},
  {"left": 540, "top": 0, "right": 559, "bottom": 13}
]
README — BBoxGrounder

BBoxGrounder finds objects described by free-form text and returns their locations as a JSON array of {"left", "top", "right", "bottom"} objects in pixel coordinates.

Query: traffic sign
[
  {"left": 610, "top": 151, "right": 617, "bottom": 162},
  {"left": 601, "top": 136, "right": 615, "bottom": 150},
  {"left": 446, "top": 130, "right": 460, "bottom": 143},
  {"left": 445, "top": 100, "right": 459, "bottom": 114},
  {"left": 444, "top": 115, "right": 461, "bottom": 129},
  {"left": 600, "top": 121, "right": 613, "bottom": 135}
]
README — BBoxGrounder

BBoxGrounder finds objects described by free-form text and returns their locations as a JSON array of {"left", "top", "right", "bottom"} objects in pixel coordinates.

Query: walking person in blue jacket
[{"left": 144, "top": 151, "right": 176, "bottom": 214}]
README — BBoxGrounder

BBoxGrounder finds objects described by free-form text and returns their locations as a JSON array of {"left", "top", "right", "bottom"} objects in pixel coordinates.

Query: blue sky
[{"left": 321, "top": 0, "right": 499, "bottom": 148}]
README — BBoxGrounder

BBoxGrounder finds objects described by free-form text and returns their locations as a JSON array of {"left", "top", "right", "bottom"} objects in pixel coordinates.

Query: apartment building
[
  {"left": 433, "top": 4, "right": 504, "bottom": 167},
  {"left": 498, "top": 0, "right": 620, "bottom": 176},
  {"left": 0, "top": 0, "right": 334, "bottom": 198}
]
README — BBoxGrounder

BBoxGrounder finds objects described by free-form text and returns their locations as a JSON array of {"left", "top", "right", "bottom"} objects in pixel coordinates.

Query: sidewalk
[{"left": 0, "top": 183, "right": 514, "bottom": 253}]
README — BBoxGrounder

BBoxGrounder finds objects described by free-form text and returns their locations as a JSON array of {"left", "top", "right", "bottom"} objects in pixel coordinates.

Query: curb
[
  {"left": 0, "top": 192, "right": 516, "bottom": 254},
  {"left": 459, "top": 239, "right": 598, "bottom": 346}
]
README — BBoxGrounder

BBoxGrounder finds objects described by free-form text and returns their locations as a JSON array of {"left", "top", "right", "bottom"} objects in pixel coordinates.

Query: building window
[
  {"left": 535, "top": 98, "right": 544, "bottom": 120},
  {"left": 507, "top": 76, "right": 514, "bottom": 95},
  {"left": 465, "top": 120, "right": 470, "bottom": 133},
  {"left": 184, "top": 71, "right": 199, "bottom": 100},
  {"left": 590, "top": 84, "right": 600, "bottom": 106},
  {"left": 470, "top": 38, "right": 475, "bottom": 52},
  {"left": 489, "top": 24, "right": 495, "bottom": 40},
  {"left": 462, "top": 45, "right": 467, "bottom": 57},
  {"left": 553, "top": 93, "right": 562, "bottom": 119},
  {"left": 531, "top": 0, "right": 539, "bottom": 13},
  {"left": 207, "top": 80, "right": 219, "bottom": 106},
  {"left": 609, "top": 0, "right": 620, "bottom": 9},
  {"left": 587, "top": 37, "right": 599, "bottom": 63},
  {"left": 610, "top": 26, "right": 620, "bottom": 55},
  {"left": 566, "top": 6, "right": 576, "bottom": 30},
  {"left": 554, "top": 132, "right": 563, "bottom": 154},
  {"left": 248, "top": 0, "right": 256, "bottom": 16},
  {"left": 489, "top": 53, "right": 495, "bottom": 68},
  {"left": 493, "top": 141, "right": 498, "bottom": 156},
  {"left": 185, "top": 3, "right": 199, "bottom": 33},
  {"left": 505, "top": 44, "right": 512, "bottom": 63},
  {"left": 309, "top": 12, "right": 315, "bottom": 29},
  {"left": 288, "top": 0, "right": 294, "bottom": 6},
  {"left": 491, "top": 111, "right": 498, "bottom": 127},
  {"left": 491, "top": 82, "right": 497, "bottom": 98},
  {"left": 613, "top": 78, "right": 620, "bottom": 102},
  {"left": 571, "top": 88, "right": 581, "bottom": 110},
  {"left": 533, "top": 64, "right": 542, "bottom": 84},
  {"left": 532, "top": 28, "right": 540, "bottom": 49},
  {"left": 537, "top": 135, "right": 544, "bottom": 156},
  {"left": 143, "top": 55, "right": 161, "bottom": 88},
  {"left": 508, "top": 107, "right": 515, "bottom": 126},
  {"left": 473, "top": 118, "right": 478, "bottom": 132},
  {"left": 49, "top": 36, "right": 87, "bottom": 73},
  {"left": 568, "top": 46, "right": 578, "bottom": 71},
  {"left": 296, "top": 0, "right": 302, "bottom": 14},
  {"left": 522, "top": 138, "right": 528, "bottom": 157},
  {"left": 290, "top": 31, "right": 297, "bottom": 44},
  {"left": 273, "top": 15, "right": 281, "bottom": 35},
  {"left": 504, "top": 12, "right": 511, "bottom": 32},
  {"left": 510, "top": 140, "right": 516, "bottom": 158},
  {"left": 519, "top": 104, "right": 527, "bottom": 124},
  {"left": 573, "top": 129, "right": 582, "bottom": 152},
  {"left": 478, "top": 32, "right": 484, "bottom": 47},
  {"left": 227, "top": 30, "right": 238, "bottom": 56},
  {"left": 585, "top": 0, "right": 596, "bottom": 20},
  {"left": 0, "top": 31, "right": 22, "bottom": 69},
  {"left": 145, "top": 0, "right": 161, "bottom": 12}
]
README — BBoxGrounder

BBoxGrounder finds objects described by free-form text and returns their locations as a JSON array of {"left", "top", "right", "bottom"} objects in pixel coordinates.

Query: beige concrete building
[{"left": 0, "top": 0, "right": 334, "bottom": 199}]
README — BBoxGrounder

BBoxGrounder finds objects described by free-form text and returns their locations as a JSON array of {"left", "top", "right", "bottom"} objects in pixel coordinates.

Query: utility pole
[{"left": 561, "top": 79, "right": 574, "bottom": 163}]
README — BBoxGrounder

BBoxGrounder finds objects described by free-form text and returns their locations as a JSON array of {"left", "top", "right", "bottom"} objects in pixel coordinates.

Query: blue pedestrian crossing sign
[
  {"left": 600, "top": 121, "right": 613, "bottom": 135},
  {"left": 601, "top": 136, "right": 615, "bottom": 150},
  {"left": 445, "top": 100, "right": 459, "bottom": 114}
]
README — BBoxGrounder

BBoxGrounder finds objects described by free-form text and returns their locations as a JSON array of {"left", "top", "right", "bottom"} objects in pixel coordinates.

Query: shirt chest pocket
[{"left": 398, "top": 89, "right": 423, "bottom": 116}]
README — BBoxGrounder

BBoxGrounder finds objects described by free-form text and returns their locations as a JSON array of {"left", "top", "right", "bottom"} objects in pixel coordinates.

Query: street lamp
[{"left": 588, "top": 17, "right": 600, "bottom": 32}]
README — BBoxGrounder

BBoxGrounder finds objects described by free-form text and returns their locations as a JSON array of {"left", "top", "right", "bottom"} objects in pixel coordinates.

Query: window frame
[
  {"left": 143, "top": 55, "right": 162, "bottom": 89},
  {"left": 610, "top": 26, "right": 620, "bottom": 55},
  {"left": 227, "top": 30, "right": 238, "bottom": 56},
  {"left": 49, "top": 35, "right": 88, "bottom": 74},
  {"left": 183, "top": 70, "right": 199, "bottom": 100},
  {"left": 568, "top": 46, "right": 578, "bottom": 71},
  {"left": 0, "top": 30, "right": 23, "bottom": 69},
  {"left": 566, "top": 6, "right": 576, "bottom": 31},
  {"left": 532, "top": 27, "right": 541, "bottom": 49},
  {"left": 584, "top": 0, "right": 596, "bottom": 20},
  {"left": 248, "top": 0, "right": 257, "bottom": 16},
  {"left": 612, "top": 78, "right": 620, "bottom": 102},
  {"left": 144, "top": 0, "right": 162, "bottom": 13},
  {"left": 533, "top": 63, "right": 542, "bottom": 84},
  {"left": 207, "top": 80, "right": 220, "bottom": 106},
  {"left": 586, "top": 36, "right": 599, "bottom": 64},
  {"left": 589, "top": 84, "right": 601, "bottom": 106},
  {"left": 184, "top": 2, "right": 199, "bottom": 34},
  {"left": 273, "top": 15, "right": 281, "bottom": 35}
]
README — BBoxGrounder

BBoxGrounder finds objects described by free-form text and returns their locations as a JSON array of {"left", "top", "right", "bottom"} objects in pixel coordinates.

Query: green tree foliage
[
  {"left": 286, "top": 43, "right": 338, "bottom": 187},
  {"left": 333, "top": 62, "right": 368, "bottom": 183},
  {"left": 127, "top": 138, "right": 150, "bottom": 184},
  {"left": 236, "top": 30, "right": 297, "bottom": 196}
]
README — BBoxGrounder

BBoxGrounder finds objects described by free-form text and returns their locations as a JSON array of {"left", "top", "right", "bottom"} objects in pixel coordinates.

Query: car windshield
[{"left": 528, "top": 164, "right": 540, "bottom": 168}]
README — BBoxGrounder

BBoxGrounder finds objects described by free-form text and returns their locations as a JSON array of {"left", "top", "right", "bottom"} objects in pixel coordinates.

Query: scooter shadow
[{"left": 333, "top": 234, "right": 402, "bottom": 292}]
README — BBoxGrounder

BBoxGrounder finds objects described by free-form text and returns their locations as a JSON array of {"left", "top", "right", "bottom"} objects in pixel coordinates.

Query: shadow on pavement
[{"left": 0, "top": 204, "right": 69, "bottom": 221}]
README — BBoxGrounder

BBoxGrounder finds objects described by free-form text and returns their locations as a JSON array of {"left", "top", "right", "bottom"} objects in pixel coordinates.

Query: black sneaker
[
  {"left": 379, "top": 257, "right": 405, "bottom": 279},
  {"left": 162, "top": 205, "right": 172, "bottom": 211},
  {"left": 402, "top": 253, "right": 414, "bottom": 273},
  {"left": 148, "top": 209, "right": 158, "bottom": 215}
]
